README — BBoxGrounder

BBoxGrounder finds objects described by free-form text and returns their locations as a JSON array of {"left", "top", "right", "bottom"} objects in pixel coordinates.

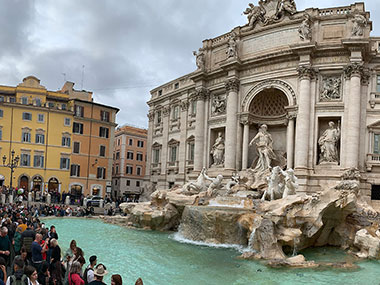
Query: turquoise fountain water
[{"left": 43, "top": 218, "right": 380, "bottom": 285}]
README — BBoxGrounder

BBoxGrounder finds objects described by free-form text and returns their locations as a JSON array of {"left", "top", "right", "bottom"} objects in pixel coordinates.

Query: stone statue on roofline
[{"left": 193, "top": 49, "right": 205, "bottom": 70}]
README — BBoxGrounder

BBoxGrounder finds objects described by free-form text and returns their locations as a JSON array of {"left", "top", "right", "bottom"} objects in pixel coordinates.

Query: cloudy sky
[{"left": 0, "top": 0, "right": 379, "bottom": 128}]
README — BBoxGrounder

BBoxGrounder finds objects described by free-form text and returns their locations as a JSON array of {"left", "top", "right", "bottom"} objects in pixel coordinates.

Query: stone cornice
[{"left": 225, "top": 78, "right": 240, "bottom": 92}]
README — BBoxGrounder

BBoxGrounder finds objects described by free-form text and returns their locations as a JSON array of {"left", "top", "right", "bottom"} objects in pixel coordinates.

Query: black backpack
[{"left": 83, "top": 267, "right": 93, "bottom": 285}]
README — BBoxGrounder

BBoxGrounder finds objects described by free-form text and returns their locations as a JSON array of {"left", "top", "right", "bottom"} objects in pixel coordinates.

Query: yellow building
[{"left": 0, "top": 76, "right": 73, "bottom": 194}]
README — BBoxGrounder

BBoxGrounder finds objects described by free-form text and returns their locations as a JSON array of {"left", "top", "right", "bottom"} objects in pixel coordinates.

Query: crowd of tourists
[{"left": 0, "top": 203, "right": 142, "bottom": 285}]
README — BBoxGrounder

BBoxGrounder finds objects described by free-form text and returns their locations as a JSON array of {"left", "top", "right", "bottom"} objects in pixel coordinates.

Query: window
[
  {"left": 136, "top": 181, "right": 140, "bottom": 187},
  {"left": 191, "top": 100, "right": 197, "bottom": 115},
  {"left": 0, "top": 96, "right": 4, "bottom": 102},
  {"left": 169, "top": 145, "right": 178, "bottom": 163},
  {"left": 153, "top": 149, "right": 160, "bottom": 164},
  {"left": 48, "top": 102, "right": 55, "bottom": 108},
  {"left": 0, "top": 129, "right": 2, "bottom": 140},
  {"left": 117, "top": 139, "right": 120, "bottom": 146},
  {"left": 0, "top": 109, "right": 3, "bottom": 118},
  {"left": 100, "top": 145, "right": 106, "bottom": 157},
  {"left": 115, "top": 152, "right": 120, "bottom": 159},
  {"left": 73, "top": 142, "right": 80, "bottom": 154},
  {"left": 374, "top": 134, "right": 380, "bottom": 154},
  {"left": 70, "top": 164, "right": 80, "bottom": 177},
  {"left": 99, "top": 127, "right": 109, "bottom": 138},
  {"left": 377, "top": 75, "right": 380, "bottom": 93},
  {"left": 37, "top": 114, "right": 45, "bottom": 122},
  {"left": 64, "top": 118, "right": 71, "bottom": 126},
  {"left": 126, "top": 180, "right": 130, "bottom": 186},
  {"left": 73, "top": 122, "right": 83, "bottom": 134},
  {"left": 100, "top": 110, "right": 110, "bottom": 122},
  {"left": 35, "top": 98, "right": 42, "bottom": 107},
  {"left": 136, "top": 153, "right": 143, "bottom": 161},
  {"left": 127, "top": 151, "right": 133, "bottom": 160},
  {"left": 96, "top": 167, "right": 106, "bottom": 179},
  {"left": 75, "top": 105, "right": 84, "bottom": 117},
  {"left": 126, "top": 165, "right": 133, "bottom": 174},
  {"left": 35, "top": 133, "right": 45, "bottom": 144},
  {"left": 172, "top": 105, "right": 179, "bottom": 120},
  {"left": 129, "top": 138, "right": 133, "bottom": 146},
  {"left": 115, "top": 165, "right": 119, "bottom": 174},
  {"left": 60, "top": 157, "right": 70, "bottom": 170},
  {"left": 22, "top": 131, "right": 31, "bottom": 143},
  {"left": 20, "top": 154, "right": 30, "bottom": 166},
  {"left": 9, "top": 97, "right": 16, "bottom": 103},
  {"left": 22, "top": 112, "right": 32, "bottom": 121},
  {"left": 21, "top": 97, "right": 28, "bottom": 105},
  {"left": 137, "top": 140, "right": 144, "bottom": 148},
  {"left": 156, "top": 111, "right": 162, "bottom": 124},
  {"left": 61, "top": 103, "right": 67, "bottom": 110},
  {"left": 62, "top": 136, "right": 71, "bottom": 147},
  {"left": 33, "top": 155, "right": 44, "bottom": 168},
  {"left": 188, "top": 142, "right": 195, "bottom": 162},
  {"left": 174, "top": 82, "right": 179, "bottom": 89},
  {"left": 136, "top": 166, "right": 142, "bottom": 176},
  {"left": 158, "top": 90, "right": 162, "bottom": 96},
  {"left": 114, "top": 179, "right": 118, "bottom": 186}
]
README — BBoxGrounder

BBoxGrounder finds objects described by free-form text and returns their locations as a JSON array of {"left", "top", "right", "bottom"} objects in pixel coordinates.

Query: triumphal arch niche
[{"left": 146, "top": 0, "right": 380, "bottom": 204}]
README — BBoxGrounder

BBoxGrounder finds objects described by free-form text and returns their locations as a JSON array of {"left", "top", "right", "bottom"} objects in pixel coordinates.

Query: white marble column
[
  {"left": 286, "top": 116, "right": 295, "bottom": 169},
  {"left": 236, "top": 122, "right": 243, "bottom": 171},
  {"left": 160, "top": 106, "right": 170, "bottom": 175},
  {"left": 294, "top": 66, "right": 314, "bottom": 169},
  {"left": 242, "top": 121, "right": 250, "bottom": 170},
  {"left": 145, "top": 111, "right": 154, "bottom": 179},
  {"left": 224, "top": 78, "right": 240, "bottom": 170},
  {"left": 344, "top": 63, "right": 363, "bottom": 168},
  {"left": 178, "top": 101, "right": 189, "bottom": 176},
  {"left": 194, "top": 88, "right": 208, "bottom": 172}
]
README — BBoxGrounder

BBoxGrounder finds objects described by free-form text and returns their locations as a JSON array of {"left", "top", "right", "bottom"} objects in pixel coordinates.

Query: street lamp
[{"left": 2, "top": 150, "right": 20, "bottom": 191}]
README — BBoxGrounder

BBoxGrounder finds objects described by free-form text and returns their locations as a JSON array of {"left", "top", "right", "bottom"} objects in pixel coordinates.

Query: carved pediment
[{"left": 368, "top": 120, "right": 380, "bottom": 131}]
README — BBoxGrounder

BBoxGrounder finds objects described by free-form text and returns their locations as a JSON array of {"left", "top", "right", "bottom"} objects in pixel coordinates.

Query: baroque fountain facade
[{"left": 105, "top": 1, "right": 380, "bottom": 267}]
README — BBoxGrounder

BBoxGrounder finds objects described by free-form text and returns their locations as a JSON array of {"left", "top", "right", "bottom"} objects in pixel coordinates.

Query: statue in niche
[
  {"left": 275, "top": 0, "right": 297, "bottom": 19},
  {"left": 210, "top": 132, "right": 225, "bottom": 167},
  {"left": 249, "top": 124, "right": 276, "bottom": 172},
  {"left": 226, "top": 32, "right": 238, "bottom": 59},
  {"left": 193, "top": 49, "right": 205, "bottom": 70},
  {"left": 211, "top": 95, "right": 226, "bottom": 115},
  {"left": 320, "top": 77, "right": 341, "bottom": 101},
  {"left": 243, "top": 3, "right": 265, "bottom": 29},
  {"left": 351, "top": 12, "right": 367, "bottom": 37},
  {"left": 298, "top": 13, "right": 312, "bottom": 40},
  {"left": 318, "top": 121, "right": 340, "bottom": 164}
]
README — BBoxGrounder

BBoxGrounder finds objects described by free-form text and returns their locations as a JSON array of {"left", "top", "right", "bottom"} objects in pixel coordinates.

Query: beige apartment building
[{"left": 112, "top": 125, "right": 147, "bottom": 199}]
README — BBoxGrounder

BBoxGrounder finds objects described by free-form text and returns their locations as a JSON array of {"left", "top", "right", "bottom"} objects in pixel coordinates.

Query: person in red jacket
[{"left": 68, "top": 261, "right": 84, "bottom": 285}]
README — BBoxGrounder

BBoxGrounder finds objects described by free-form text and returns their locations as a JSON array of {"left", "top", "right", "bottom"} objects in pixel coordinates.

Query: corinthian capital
[
  {"left": 225, "top": 78, "right": 240, "bottom": 92},
  {"left": 194, "top": 87, "right": 210, "bottom": 101},
  {"left": 297, "top": 66, "right": 316, "bottom": 80},
  {"left": 344, "top": 63, "right": 364, "bottom": 79}
]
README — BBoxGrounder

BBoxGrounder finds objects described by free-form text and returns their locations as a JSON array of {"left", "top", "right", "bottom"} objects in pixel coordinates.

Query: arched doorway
[
  {"left": 32, "top": 176, "right": 43, "bottom": 191},
  {"left": 48, "top": 177, "right": 59, "bottom": 192},
  {"left": 19, "top": 176, "right": 29, "bottom": 191},
  {"left": 247, "top": 88, "right": 289, "bottom": 168}
]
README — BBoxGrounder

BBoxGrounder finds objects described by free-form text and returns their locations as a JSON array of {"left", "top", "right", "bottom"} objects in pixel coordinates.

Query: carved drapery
[
  {"left": 211, "top": 94, "right": 226, "bottom": 116},
  {"left": 319, "top": 76, "right": 342, "bottom": 101}
]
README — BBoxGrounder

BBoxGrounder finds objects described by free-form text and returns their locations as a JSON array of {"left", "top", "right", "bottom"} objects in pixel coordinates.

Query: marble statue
[
  {"left": 261, "top": 166, "right": 298, "bottom": 201},
  {"left": 352, "top": 12, "right": 367, "bottom": 37},
  {"left": 193, "top": 49, "right": 205, "bottom": 70},
  {"left": 335, "top": 167, "right": 361, "bottom": 191},
  {"left": 298, "top": 13, "right": 311, "bottom": 40},
  {"left": 249, "top": 124, "right": 276, "bottom": 172},
  {"left": 320, "top": 77, "right": 341, "bottom": 101},
  {"left": 318, "top": 121, "right": 340, "bottom": 164},
  {"left": 275, "top": 0, "right": 297, "bottom": 18},
  {"left": 226, "top": 32, "right": 238, "bottom": 59},
  {"left": 204, "top": 173, "right": 224, "bottom": 197},
  {"left": 226, "top": 173, "right": 240, "bottom": 193},
  {"left": 211, "top": 95, "right": 226, "bottom": 115},
  {"left": 210, "top": 132, "right": 225, "bottom": 167},
  {"left": 243, "top": 3, "right": 265, "bottom": 29},
  {"left": 181, "top": 167, "right": 208, "bottom": 195}
]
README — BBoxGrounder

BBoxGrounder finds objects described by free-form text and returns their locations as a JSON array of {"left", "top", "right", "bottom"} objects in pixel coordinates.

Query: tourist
[
  {"left": 110, "top": 275, "right": 122, "bottom": 285},
  {"left": 49, "top": 239, "right": 61, "bottom": 284},
  {"left": 24, "top": 265, "right": 39, "bottom": 285},
  {"left": 0, "top": 257, "right": 7, "bottom": 284},
  {"left": 6, "top": 257, "right": 26, "bottom": 285},
  {"left": 12, "top": 247, "right": 30, "bottom": 273},
  {"left": 0, "top": 227, "right": 11, "bottom": 267},
  {"left": 13, "top": 227, "right": 22, "bottom": 255},
  {"left": 83, "top": 256, "right": 96, "bottom": 285},
  {"left": 21, "top": 224, "right": 36, "bottom": 259},
  {"left": 88, "top": 264, "right": 107, "bottom": 285},
  {"left": 17, "top": 219, "right": 27, "bottom": 233},
  {"left": 68, "top": 261, "right": 84, "bottom": 285},
  {"left": 73, "top": 248, "right": 85, "bottom": 268},
  {"left": 37, "top": 262, "right": 50, "bottom": 285},
  {"left": 31, "top": 234, "right": 48, "bottom": 271},
  {"left": 135, "top": 278, "right": 143, "bottom": 285}
]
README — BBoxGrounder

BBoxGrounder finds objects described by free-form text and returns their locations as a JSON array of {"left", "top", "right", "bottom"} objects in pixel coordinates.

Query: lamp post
[{"left": 2, "top": 150, "right": 20, "bottom": 191}]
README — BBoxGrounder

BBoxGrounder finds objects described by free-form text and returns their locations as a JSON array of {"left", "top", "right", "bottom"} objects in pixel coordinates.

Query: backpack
[
  {"left": 83, "top": 267, "right": 93, "bottom": 285},
  {"left": 9, "top": 274, "right": 28, "bottom": 285}
]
